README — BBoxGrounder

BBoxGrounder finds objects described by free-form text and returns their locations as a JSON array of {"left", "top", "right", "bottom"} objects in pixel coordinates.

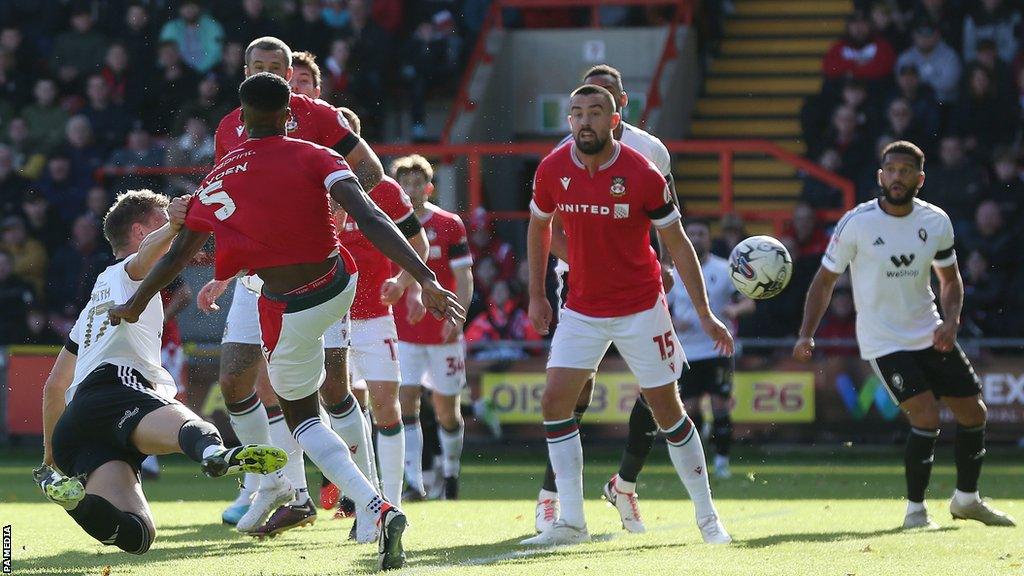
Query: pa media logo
[
  {"left": 835, "top": 372, "right": 901, "bottom": 420},
  {"left": 3, "top": 524, "right": 10, "bottom": 574}
]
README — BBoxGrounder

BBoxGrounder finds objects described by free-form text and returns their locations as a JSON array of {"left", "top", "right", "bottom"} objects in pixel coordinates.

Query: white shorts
[
  {"left": 324, "top": 314, "right": 349, "bottom": 350},
  {"left": 549, "top": 295, "right": 685, "bottom": 389},
  {"left": 223, "top": 278, "right": 261, "bottom": 345},
  {"left": 223, "top": 276, "right": 349, "bottom": 350},
  {"left": 397, "top": 339, "right": 466, "bottom": 396},
  {"left": 350, "top": 315, "right": 401, "bottom": 387},
  {"left": 258, "top": 271, "right": 358, "bottom": 401}
]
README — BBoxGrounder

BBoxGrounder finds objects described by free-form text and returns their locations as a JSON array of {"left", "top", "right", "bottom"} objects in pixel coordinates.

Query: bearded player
[
  {"left": 203, "top": 37, "right": 385, "bottom": 533},
  {"left": 794, "top": 140, "right": 1015, "bottom": 530},
  {"left": 523, "top": 85, "right": 733, "bottom": 546},
  {"left": 110, "top": 73, "right": 465, "bottom": 569}
]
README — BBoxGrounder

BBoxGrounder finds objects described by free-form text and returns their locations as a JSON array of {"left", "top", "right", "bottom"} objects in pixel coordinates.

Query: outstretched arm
[
  {"left": 41, "top": 348, "right": 76, "bottom": 468},
  {"left": 109, "top": 228, "right": 212, "bottom": 325},
  {"left": 793, "top": 267, "right": 841, "bottom": 361},
  {"left": 658, "top": 220, "right": 733, "bottom": 356},
  {"left": 331, "top": 178, "right": 464, "bottom": 323},
  {"left": 345, "top": 139, "right": 385, "bottom": 191}
]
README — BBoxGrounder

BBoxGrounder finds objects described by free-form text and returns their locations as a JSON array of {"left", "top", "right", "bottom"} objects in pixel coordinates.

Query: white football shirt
[
  {"left": 821, "top": 198, "right": 956, "bottom": 360},
  {"left": 66, "top": 255, "right": 176, "bottom": 403},
  {"left": 667, "top": 254, "right": 735, "bottom": 361},
  {"left": 554, "top": 121, "right": 672, "bottom": 277}
]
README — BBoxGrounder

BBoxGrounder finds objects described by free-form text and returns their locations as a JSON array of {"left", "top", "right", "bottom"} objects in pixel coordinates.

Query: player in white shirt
[
  {"left": 794, "top": 141, "right": 1015, "bottom": 529},
  {"left": 35, "top": 190, "right": 286, "bottom": 555}
]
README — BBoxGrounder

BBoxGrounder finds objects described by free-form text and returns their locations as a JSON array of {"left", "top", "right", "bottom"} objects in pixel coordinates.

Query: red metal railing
[
  {"left": 97, "top": 139, "right": 855, "bottom": 234},
  {"left": 441, "top": 0, "right": 694, "bottom": 143}
]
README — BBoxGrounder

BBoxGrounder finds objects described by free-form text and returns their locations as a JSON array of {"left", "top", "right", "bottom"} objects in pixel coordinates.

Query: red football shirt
[
  {"left": 339, "top": 176, "right": 416, "bottom": 320},
  {"left": 214, "top": 93, "right": 357, "bottom": 163},
  {"left": 394, "top": 203, "right": 472, "bottom": 344},
  {"left": 531, "top": 141, "right": 679, "bottom": 317},
  {"left": 185, "top": 136, "right": 355, "bottom": 280}
]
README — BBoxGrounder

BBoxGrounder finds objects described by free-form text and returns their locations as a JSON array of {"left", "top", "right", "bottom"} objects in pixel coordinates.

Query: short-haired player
[
  {"left": 794, "top": 141, "right": 1015, "bottom": 529},
  {"left": 523, "top": 85, "right": 733, "bottom": 546},
  {"left": 37, "top": 189, "right": 287, "bottom": 556}
]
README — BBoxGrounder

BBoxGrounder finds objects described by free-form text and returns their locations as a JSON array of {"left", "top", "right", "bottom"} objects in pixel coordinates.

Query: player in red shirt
[
  {"left": 109, "top": 73, "right": 464, "bottom": 569},
  {"left": 521, "top": 85, "right": 734, "bottom": 546},
  {"left": 199, "top": 38, "right": 386, "bottom": 534},
  {"left": 285, "top": 58, "right": 430, "bottom": 526},
  {"left": 391, "top": 154, "right": 474, "bottom": 501}
]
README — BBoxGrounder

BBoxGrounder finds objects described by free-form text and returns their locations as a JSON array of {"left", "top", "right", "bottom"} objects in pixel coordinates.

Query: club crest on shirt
[
  {"left": 610, "top": 176, "right": 626, "bottom": 197},
  {"left": 285, "top": 114, "right": 298, "bottom": 132},
  {"left": 235, "top": 125, "right": 245, "bottom": 137}
]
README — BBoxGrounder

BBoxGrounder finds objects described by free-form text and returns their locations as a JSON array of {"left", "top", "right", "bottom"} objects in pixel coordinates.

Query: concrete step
[
  {"left": 696, "top": 97, "right": 804, "bottom": 117},
  {"left": 734, "top": 0, "right": 852, "bottom": 17},
  {"left": 720, "top": 37, "right": 833, "bottom": 56},
  {"left": 705, "top": 76, "right": 821, "bottom": 95},
  {"left": 690, "top": 118, "right": 801, "bottom": 138},
  {"left": 711, "top": 56, "right": 822, "bottom": 75},
  {"left": 726, "top": 18, "right": 845, "bottom": 36}
]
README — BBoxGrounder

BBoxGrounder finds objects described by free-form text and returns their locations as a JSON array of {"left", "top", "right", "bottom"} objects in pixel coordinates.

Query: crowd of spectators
[
  {"left": 0, "top": 0, "right": 494, "bottom": 344},
  {"left": 800, "top": 0, "right": 1024, "bottom": 338}
]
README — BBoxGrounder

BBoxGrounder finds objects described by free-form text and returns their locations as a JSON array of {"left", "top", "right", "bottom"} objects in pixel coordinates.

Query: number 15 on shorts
[{"left": 653, "top": 331, "right": 675, "bottom": 360}]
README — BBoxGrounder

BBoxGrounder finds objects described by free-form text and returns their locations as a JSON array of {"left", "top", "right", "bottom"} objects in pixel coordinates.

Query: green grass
[{"left": 1, "top": 447, "right": 1022, "bottom": 575}]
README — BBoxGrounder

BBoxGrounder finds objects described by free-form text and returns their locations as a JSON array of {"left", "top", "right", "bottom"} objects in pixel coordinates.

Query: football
[{"left": 728, "top": 235, "right": 794, "bottom": 300}]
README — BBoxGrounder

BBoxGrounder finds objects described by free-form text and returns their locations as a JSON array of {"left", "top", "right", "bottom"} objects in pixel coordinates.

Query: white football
[{"left": 728, "top": 235, "right": 793, "bottom": 300}]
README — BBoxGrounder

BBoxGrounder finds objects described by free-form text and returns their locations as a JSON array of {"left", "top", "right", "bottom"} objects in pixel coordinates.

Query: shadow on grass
[
  {"left": 405, "top": 534, "right": 686, "bottom": 570},
  {"left": 734, "top": 525, "right": 960, "bottom": 548}
]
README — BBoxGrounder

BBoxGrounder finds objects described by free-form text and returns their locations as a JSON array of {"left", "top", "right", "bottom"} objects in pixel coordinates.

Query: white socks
[
  {"left": 377, "top": 421, "right": 405, "bottom": 505},
  {"left": 268, "top": 410, "right": 309, "bottom": 505},
  {"left": 292, "top": 416, "right": 379, "bottom": 509},
  {"left": 362, "top": 408, "right": 380, "bottom": 490},
  {"left": 438, "top": 423, "right": 464, "bottom": 478},
  {"left": 907, "top": 500, "right": 927, "bottom": 514},
  {"left": 327, "top": 394, "right": 375, "bottom": 488},
  {"left": 404, "top": 419, "right": 425, "bottom": 494},
  {"left": 545, "top": 418, "right": 585, "bottom": 528},
  {"left": 228, "top": 392, "right": 286, "bottom": 489},
  {"left": 664, "top": 416, "right": 718, "bottom": 520},
  {"left": 953, "top": 490, "right": 981, "bottom": 506}
]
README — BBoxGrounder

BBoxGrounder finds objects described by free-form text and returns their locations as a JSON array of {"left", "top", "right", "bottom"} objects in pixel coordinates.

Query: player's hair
[
  {"left": 391, "top": 154, "right": 434, "bottom": 182},
  {"left": 880, "top": 140, "right": 925, "bottom": 170},
  {"left": 570, "top": 84, "right": 616, "bottom": 113},
  {"left": 245, "top": 36, "right": 292, "bottom": 67},
  {"left": 338, "top": 107, "right": 361, "bottom": 136},
  {"left": 583, "top": 64, "right": 624, "bottom": 94},
  {"left": 239, "top": 72, "right": 290, "bottom": 113},
  {"left": 291, "top": 51, "right": 321, "bottom": 89},
  {"left": 103, "top": 189, "right": 169, "bottom": 253}
]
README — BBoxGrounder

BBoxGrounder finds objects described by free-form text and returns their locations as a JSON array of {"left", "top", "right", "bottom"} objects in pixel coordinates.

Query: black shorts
[
  {"left": 678, "top": 357, "right": 734, "bottom": 399},
  {"left": 52, "top": 364, "right": 178, "bottom": 478},
  {"left": 869, "top": 345, "right": 982, "bottom": 405}
]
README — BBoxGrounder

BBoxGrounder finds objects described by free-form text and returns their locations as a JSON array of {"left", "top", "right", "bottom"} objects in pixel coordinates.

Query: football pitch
[{"left": 1, "top": 447, "right": 1021, "bottom": 576}]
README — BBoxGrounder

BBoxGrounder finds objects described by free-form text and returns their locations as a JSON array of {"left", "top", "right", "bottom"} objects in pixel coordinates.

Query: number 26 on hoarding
[{"left": 752, "top": 382, "right": 805, "bottom": 412}]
